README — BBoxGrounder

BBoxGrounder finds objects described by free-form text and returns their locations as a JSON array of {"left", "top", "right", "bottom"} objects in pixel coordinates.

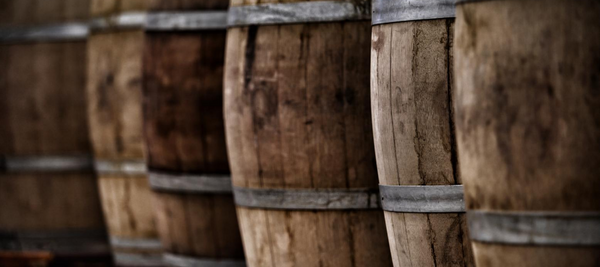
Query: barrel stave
[{"left": 370, "top": 11, "right": 474, "bottom": 267}]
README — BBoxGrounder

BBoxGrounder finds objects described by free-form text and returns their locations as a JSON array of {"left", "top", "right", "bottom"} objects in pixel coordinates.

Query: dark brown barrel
[
  {"left": 87, "top": 1, "right": 161, "bottom": 266},
  {"left": 454, "top": 0, "right": 600, "bottom": 266},
  {"left": 224, "top": 0, "right": 392, "bottom": 266},
  {"left": 141, "top": 1, "right": 246, "bottom": 267},
  {"left": 371, "top": 0, "right": 474, "bottom": 266},
  {"left": 0, "top": 0, "right": 111, "bottom": 266}
]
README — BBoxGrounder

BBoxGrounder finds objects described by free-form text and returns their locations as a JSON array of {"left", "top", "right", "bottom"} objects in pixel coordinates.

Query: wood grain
[
  {"left": 455, "top": 0, "right": 600, "bottom": 266},
  {"left": 0, "top": 41, "right": 104, "bottom": 230},
  {"left": 224, "top": 13, "right": 392, "bottom": 266},
  {"left": 87, "top": 29, "right": 160, "bottom": 262},
  {"left": 87, "top": 31, "right": 146, "bottom": 162},
  {"left": 96, "top": 175, "right": 157, "bottom": 238},
  {"left": 143, "top": 31, "right": 244, "bottom": 261},
  {"left": 371, "top": 19, "right": 473, "bottom": 267},
  {"left": 143, "top": 32, "right": 228, "bottom": 174},
  {"left": 0, "top": 0, "right": 90, "bottom": 26},
  {"left": 0, "top": 2, "right": 109, "bottom": 265}
]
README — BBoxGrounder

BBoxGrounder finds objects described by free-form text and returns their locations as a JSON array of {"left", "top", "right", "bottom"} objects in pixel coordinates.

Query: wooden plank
[
  {"left": 211, "top": 195, "right": 244, "bottom": 258},
  {"left": 87, "top": 31, "right": 146, "bottom": 161},
  {"left": 343, "top": 21, "right": 377, "bottom": 188},
  {"left": 371, "top": 18, "right": 473, "bottom": 267},
  {"left": 224, "top": 27, "right": 261, "bottom": 188},
  {"left": 0, "top": 173, "right": 104, "bottom": 230},
  {"left": 275, "top": 24, "right": 311, "bottom": 188},
  {"left": 97, "top": 175, "right": 157, "bottom": 238},
  {"left": 371, "top": 24, "right": 398, "bottom": 187},
  {"left": 143, "top": 33, "right": 207, "bottom": 172},
  {"left": 305, "top": 23, "right": 347, "bottom": 189},
  {"left": 143, "top": 32, "right": 229, "bottom": 173},
  {"left": 455, "top": 0, "right": 600, "bottom": 266}
]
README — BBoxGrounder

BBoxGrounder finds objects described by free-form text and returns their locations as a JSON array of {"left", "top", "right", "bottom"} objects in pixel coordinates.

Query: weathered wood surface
[
  {"left": 91, "top": 0, "right": 227, "bottom": 16},
  {"left": 143, "top": 31, "right": 244, "bottom": 261},
  {"left": 96, "top": 175, "right": 157, "bottom": 238},
  {"left": 0, "top": 1, "right": 110, "bottom": 265},
  {"left": 153, "top": 193, "right": 243, "bottom": 258},
  {"left": 87, "top": 31, "right": 146, "bottom": 162},
  {"left": 144, "top": 32, "right": 229, "bottom": 174},
  {"left": 87, "top": 29, "right": 160, "bottom": 264},
  {"left": 371, "top": 19, "right": 474, "bottom": 267},
  {"left": 0, "top": 0, "right": 89, "bottom": 26},
  {"left": 224, "top": 0, "right": 392, "bottom": 263},
  {"left": 0, "top": 41, "right": 104, "bottom": 230},
  {"left": 455, "top": 0, "right": 600, "bottom": 266}
]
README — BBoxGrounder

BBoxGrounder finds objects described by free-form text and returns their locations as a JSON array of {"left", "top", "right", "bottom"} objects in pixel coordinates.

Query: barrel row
[
  {"left": 0, "top": 1, "right": 111, "bottom": 266},
  {"left": 2, "top": 0, "right": 598, "bottom": 266},
  {"left": 86, "top": 0, "right": 243, "bottom": 266}
]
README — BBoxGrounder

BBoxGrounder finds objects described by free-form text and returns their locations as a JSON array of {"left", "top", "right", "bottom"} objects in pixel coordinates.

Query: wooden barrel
[
  {"left": 87, "top": 1, "right": 161, "bottom": 266},
  {"left": 454, "top": 0, "right": 600, "bottom": 266},
  {"left": 370, "top": 0, "right": 474, "bottom": 266},
  {"left": 224, "top": 1, "right": 392, "bottom": 266},
  {"left": 0, "top": 0, "right": 112, "bottom": 266},
  {"left": 141, "top": 1, "right": 247, "bottom": 267}
]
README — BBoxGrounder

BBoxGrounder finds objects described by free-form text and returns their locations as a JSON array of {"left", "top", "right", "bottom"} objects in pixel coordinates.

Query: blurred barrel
[
  {"left": 142, "top": 1, "right": 246, "bottom": 266},
  {"left": 87, "top": 1, "right": 161, "bottom": 266},
  {"left": 0, "top": 0, "right": 111, "bottom": 266},
  {"left": 224, "top": 0, "right": 392, "bottom": 266},
  {"left": 370, "top": 0, "right": 474, "bottom": 266},
  {"left": 454, "top": 0, "right": 600, "bottom": 266}
]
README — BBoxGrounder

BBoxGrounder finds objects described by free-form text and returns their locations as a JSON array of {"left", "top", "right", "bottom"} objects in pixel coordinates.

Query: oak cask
[
  {"left": 371, "top": 0, "right": 474, "bottom": 266},
  {"left": 224, "top": 0, "right": 392, "bottom": 266},
  {"left": 454, "top": 0, "right": 600, "bottom": 266},
  {"left": 0, "top": 0, "right": 111, "bottom": 266},
  {"left": 87, "top": 1, "right": 161, "bottom": 266},
  {"left": 142, "top": 1, "right": 246, "bottom": 266}
]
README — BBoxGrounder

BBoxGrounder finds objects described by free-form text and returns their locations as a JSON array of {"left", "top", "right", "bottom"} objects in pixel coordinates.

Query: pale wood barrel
[
  {"left": 142, "top": 1, "right": 246, "bottom": 266},
  {"left": 87, "top": 1, "right": 161, "bottom": 266},
  {"left": 371, "top": 0, "right": 474, "bottom": 266},
  {"left": 224, "top": 0, "right": 392, "bottom": 266},
  {"left": 0, "top": 0, "right": 111, "bottom": 266},
  {"left": 454, "top": 0, "right": 600, "bottom": 266}
]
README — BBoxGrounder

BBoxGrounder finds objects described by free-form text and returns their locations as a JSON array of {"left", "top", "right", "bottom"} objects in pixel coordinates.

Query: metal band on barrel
[
  {"left": 455, "top": 0, "right": 496, "bottom": 4},
  {"left": 94, "top": 159, "right": 147, "bottom": 175},
  {"left": 227, "top": 1, "right": 371, "bottom": 27},
  {"left": 1, "top": 155, "right": 93, "bottom": 172},
  {"left": 114, "top": 252, "right": 164, "bottom": 267},
  {"left": 0, "top": 22, "right": 89, "bottom": 43},
  {"left": 0, "top": 229, "right": 109, "bottom": 253},
  {"left": 233, "top": 187, "right": 380, "bottom": 210},
  {"left": 468, "top": 210, "right": 600, "bottom": 245},
  {"left": 379, "top": 185, "right": 465, "bottom": 213},
  {"left": 90, "top": 11, "right": 228, "bottom": 31},
  {"left": 110, "top": 237, "right": 162, "bottom": 250},
  {"left": 164, "top": 253, "right": 246, "bottom": 267},
  {"left": 149, "top": 172, "right": 233, "bottom": 193},
  {"left": 372, "top": 0, "right": 454, "bottom": 25}
]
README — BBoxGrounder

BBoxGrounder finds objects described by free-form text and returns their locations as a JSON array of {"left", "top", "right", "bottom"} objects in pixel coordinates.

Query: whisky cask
[
  {"left": 454, "top": 0, "right": 600, "bottom": 266},
  {"left": 0, "top": 1, "right": 111, "bottom": 266},
  {"left": 142, "top": 1, "right": 246, "bottom": 266},
  {"left": 224, "top": 1, "right": 392, "bottom": 266},
  {"left": 87, "top": 1, "right": 160, "bottom": 266},
  {"left": 371, "top": 0, "right": 474, "bottom": 266}
]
